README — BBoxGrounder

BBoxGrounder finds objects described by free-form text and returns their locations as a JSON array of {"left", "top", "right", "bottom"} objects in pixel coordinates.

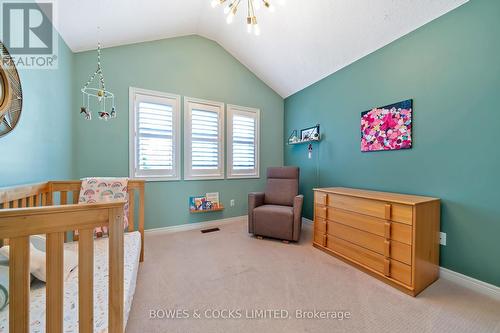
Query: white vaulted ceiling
[{"left": 51, "top": 0, "right": 468, "bottom": 97}]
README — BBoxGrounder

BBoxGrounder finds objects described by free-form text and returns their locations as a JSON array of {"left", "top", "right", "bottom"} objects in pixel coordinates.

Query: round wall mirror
[
  {"left": 0, "top": 43, "right": 22, "bottom": 138},
  {"left": 0, "top": 73, "right": 4, "bottom": 104}
]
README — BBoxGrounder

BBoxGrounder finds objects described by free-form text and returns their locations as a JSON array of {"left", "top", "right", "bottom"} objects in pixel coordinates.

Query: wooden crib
[{"left": 0, "top": 180, "right": 145, "bottom": 333}]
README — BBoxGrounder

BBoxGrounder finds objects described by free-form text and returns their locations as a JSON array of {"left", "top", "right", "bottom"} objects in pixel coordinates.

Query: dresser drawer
[
  {"left": 327, "top": 236, "right": 412, "bottom": 286},
  {"left": 328, "top": 207, "right": 412, "bottom": 245},
  {"left": 327, "top": 222, "right": 412, "bottom": 265},
  {"left": 313, "top": 231, "right": 326, "bottom": 247},
  {"left": 390, "top": 241, "right": 412, "bottom": 265},
  {"left": 314, "top": 217, "right": 327, "bottom": 234},
  {"left": 314, "top": 191, "right": 328, "bottom": 206},
  {"left": 390, "top": 259, "right": 412, "bottom": 286},
  {"left": 314, "top": 205, "right": 327, "bottom": 219},
  {"left": 328, "top": 194, "right": 413, "bottom": 225}
]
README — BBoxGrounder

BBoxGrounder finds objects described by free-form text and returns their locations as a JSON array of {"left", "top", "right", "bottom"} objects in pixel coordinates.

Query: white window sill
[
  {"left": 184, "top": 175, "right": 225, "bottom": 181},
  {"left": 227, "top": 174, "right": 260, "bottom": 179},
  {"left": 132, "top": 176, "right": 181, "bottom": 182}
]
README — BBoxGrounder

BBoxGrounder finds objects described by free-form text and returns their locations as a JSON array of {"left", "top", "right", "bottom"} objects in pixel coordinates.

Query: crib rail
[
  {"left": 0, "top": 180, "right": 145, "bottom": 261},
  {"left": 0, "top": 202, "right": 126, "bottom": 333},
  {"left": 0, "top": 182, "right": 50, "bottom": 209}
]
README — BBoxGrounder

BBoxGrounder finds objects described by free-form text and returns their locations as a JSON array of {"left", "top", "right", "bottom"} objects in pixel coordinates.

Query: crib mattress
[{"left": 0, "top": 231, "right": 141, "bottom": 333}]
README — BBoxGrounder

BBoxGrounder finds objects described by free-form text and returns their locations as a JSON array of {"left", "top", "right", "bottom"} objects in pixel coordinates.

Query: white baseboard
[
  {"left": 302, "top": 217, "right": 313, "bottom": 224},
  {"left": 440, "top": 267, "right": 500, "bottom": 301},
  {"left": 145, "top": 215, "right": 247, "bottom": 235}
]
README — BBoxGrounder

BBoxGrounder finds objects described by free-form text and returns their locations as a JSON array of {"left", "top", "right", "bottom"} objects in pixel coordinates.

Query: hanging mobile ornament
[{"left": 80, "top": 26, "right": 116, "bottom": 121}]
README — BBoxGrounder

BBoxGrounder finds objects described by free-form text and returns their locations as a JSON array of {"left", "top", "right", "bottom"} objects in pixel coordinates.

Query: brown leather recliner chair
[{"left": 248, "top": 167, "right": 304, "bottom": 242}]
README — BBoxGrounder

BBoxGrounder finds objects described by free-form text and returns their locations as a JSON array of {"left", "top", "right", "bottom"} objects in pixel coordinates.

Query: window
[
  {"left": 227, "top": 105, "right": 260, "bottom": 178},
  {"left": 129, "top": 87, "right": 181, "bottom": 181},
  {"left": 184, "top": 97, "right": 225, "bottom": 180}
]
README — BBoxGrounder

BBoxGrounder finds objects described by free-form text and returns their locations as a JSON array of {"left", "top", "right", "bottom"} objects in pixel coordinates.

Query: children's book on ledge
[{"left": 189, "top": 192, "right": 224, "bottom": 213}]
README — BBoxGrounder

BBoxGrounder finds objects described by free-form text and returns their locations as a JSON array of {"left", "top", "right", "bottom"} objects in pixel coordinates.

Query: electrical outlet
[
  {"left": 230, "top": 199, "right": 235, "bottom": 207},
  {"left": 440, "top": 232, "right": 447, "bottom": 246}
]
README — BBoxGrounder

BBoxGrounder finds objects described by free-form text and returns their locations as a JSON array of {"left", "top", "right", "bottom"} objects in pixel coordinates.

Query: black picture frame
[{"left": 300, "top": 124, "right": 320, "bottom": 141}]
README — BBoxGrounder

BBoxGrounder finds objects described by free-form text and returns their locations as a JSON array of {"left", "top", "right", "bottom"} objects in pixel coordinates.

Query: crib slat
[
  {"left": 72, "top": 191, "right": 79, "bottom": 241},
  {"left": 46, "top": 232, "right": 64, "bottom": 333},
  {"left": 47, "top": 188, "right": 53, "bottom": 206},
  {"left": 20, "top": 198, "right": 26, "bottom": 208},
  {"left": 2, "top": 201, "right": 9, "bottom": 209},
  {"left": 12, "top": 200, "right": 18, "bottom": 208},
  {"left": 9, "top": 236, "right": 30, "bottom": 333},
  {"left": 60, "top": 191, "right": 68, "bottom": 205},
  {"left": 33, "top": 194, "right": 38, "bottom": 207},
  {"left": 59, "top": 192, "right": 69, "bottom": 241},
  {"left": 139, "top": 185, "right": 145, "bottom": 262},
  {"left": 109, "top": 208, "right": 124, "bottom": 333},
  {"left": 28, "top": 195, "right": 34, "bottom": 207},
  {"left": 78, "top": 229, "right": 94, "bottom": 333},
  {"left": 128, "top": 191, "right": 135, "bottom": 232},
  {"left": 73, "top": 190, "right": 79, "bottom": 204}
]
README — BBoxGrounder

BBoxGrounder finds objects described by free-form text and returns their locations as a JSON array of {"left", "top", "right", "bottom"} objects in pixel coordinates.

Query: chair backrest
[{"left": 264, "top": 167, "right": 299, "bottom": 206}]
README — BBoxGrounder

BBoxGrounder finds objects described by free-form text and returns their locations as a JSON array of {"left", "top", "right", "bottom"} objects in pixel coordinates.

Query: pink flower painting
[{"left": 361, "top": 99, "right": 413, "bottom": 152}]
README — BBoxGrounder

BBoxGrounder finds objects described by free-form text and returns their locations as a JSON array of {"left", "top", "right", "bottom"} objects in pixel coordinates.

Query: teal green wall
[
  {"left": 0, "top": 19, "right": 74, "bottom": 186},
  {"left": 73, "top": 35, "right": 284, "bottom": 229},
  {"left": 284, "top": 0, "right": 500, "bottom": 286}
]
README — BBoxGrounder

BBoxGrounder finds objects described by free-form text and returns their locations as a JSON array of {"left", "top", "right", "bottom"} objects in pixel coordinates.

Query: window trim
[
  {"left": 184, "top": 96, "right": 225, "bottom": 180},
  {"left": 129, "top": 87, "right": 181, "bottom": 181},
  {"left": 227, "top": 104, "right": 260, "bottom": 179}
]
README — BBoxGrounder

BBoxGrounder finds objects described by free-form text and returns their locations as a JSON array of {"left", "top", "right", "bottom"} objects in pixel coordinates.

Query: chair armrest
[
  {"left": 248, "top": 192, "right": 265, "bottom": 234},
  {"left": 293, "top": 195, "right": 304, "bottom": 241}
]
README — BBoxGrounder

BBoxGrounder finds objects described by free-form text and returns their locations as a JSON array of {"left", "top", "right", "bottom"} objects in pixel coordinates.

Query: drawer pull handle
[
  {"left": 384, "top": 259, "right": 391, "bottom": 276},
  {"left": 385, "top": 204, "right": 392, "bottom": 220},
  {"left": 384, "top": 221, "right": 391, "bottom": 239},
  {"left": 384, "top": 240, "right": 391, "bottom": 257}
]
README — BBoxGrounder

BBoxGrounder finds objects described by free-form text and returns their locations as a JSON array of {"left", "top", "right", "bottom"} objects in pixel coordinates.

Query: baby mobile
[{"left": 80, "top": 29, "right": 116, "bottom": 121}]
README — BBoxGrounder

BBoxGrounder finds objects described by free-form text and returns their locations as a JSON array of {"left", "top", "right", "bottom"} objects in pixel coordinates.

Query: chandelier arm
[{"left": 231, "top": 0, "right": 241, "bottom": 12}]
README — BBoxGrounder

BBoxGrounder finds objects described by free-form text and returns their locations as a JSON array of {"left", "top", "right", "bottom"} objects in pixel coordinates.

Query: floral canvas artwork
[{"left": 361, "top": 99, "right": 413, "bottom": 152}]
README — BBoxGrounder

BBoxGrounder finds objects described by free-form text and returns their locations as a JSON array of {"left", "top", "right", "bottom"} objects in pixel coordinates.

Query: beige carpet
[{"left": 126, "top": 219, "right": 500, "bottom": 333}]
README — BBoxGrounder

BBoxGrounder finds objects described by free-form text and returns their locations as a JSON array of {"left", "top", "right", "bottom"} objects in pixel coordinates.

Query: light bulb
[
  {"left": 223, "top": 5, "right": 231, "bottom": 14},
  {"left": 247, "top": 16, "right": 253, "bottom": 33},
  {"left": 226, "top": 13, "right": 235, "bottom": 24},
  {"left": 254, "top": 24, "right": 261, "bottom": 36},
  {"left": 211, "top": 0, "right": 219, "bottom": 8}
]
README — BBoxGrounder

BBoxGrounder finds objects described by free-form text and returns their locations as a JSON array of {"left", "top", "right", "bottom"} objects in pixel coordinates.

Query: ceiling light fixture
[{"left": 211, "top": 0, "right": 278, "bottom": 36}]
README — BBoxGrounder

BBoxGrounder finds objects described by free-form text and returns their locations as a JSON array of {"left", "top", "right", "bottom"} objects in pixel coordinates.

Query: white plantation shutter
[
  {"left": 228, "top": 105, "right": 260, "bottom": 178},
  {"left": 191, "top": 109, "right": 220, "bottom": 169},
  {"left": 130, "top": 88, "right": 181, "bottom": 180},
  {"left": 184, "top": 98, "right": 224, "bottom": 179}
]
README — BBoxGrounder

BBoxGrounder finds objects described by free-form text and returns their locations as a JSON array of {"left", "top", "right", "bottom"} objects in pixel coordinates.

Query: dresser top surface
[{"left": 313, "top": 187, "right": 439, "bottom": 205}]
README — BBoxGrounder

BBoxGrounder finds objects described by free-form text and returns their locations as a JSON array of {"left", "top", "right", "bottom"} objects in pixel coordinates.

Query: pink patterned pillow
[{"left": 78, "top": 178, "right": 129, "bottom": 237}]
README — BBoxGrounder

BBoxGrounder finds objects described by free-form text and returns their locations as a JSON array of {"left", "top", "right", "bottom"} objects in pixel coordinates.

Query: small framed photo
[{"left": 300, "top": 125, "right": 320, "bottom": 142}]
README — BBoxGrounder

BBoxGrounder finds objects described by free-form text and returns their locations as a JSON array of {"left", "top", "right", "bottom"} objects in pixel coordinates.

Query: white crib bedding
[{"left": 0, "top": 231, "right": 141, "bottom": 333}]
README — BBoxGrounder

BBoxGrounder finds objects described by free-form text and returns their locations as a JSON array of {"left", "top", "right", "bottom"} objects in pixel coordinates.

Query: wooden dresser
[{"left": 313, "top": 187, "right": 440, "bottom": 296}]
